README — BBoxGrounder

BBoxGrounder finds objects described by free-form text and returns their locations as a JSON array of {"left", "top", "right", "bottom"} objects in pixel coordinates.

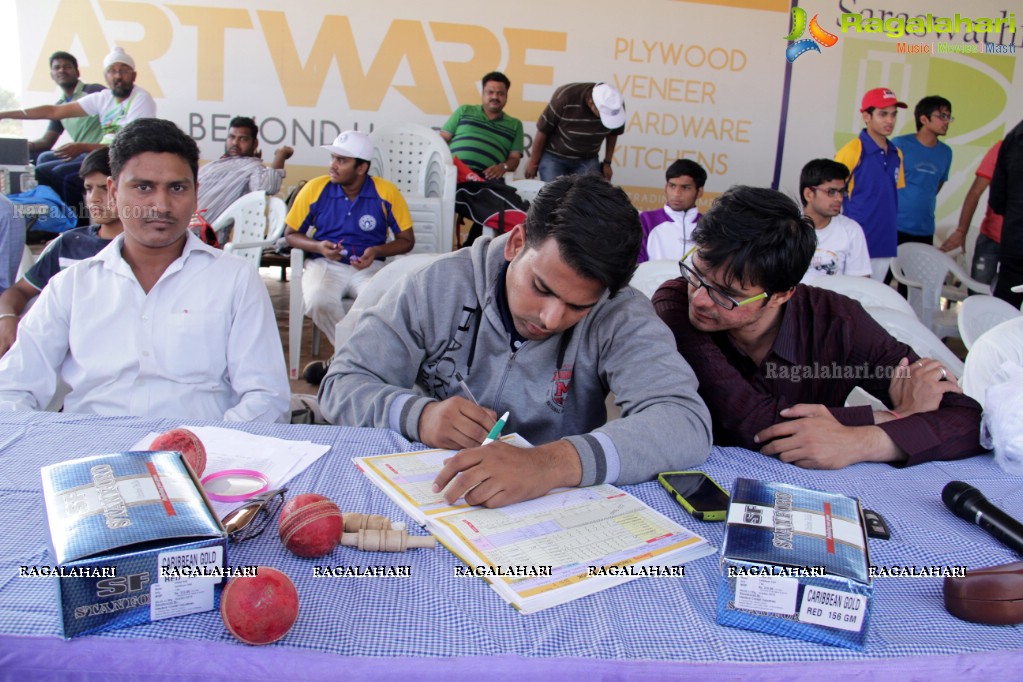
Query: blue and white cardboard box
[
  {"left": 717, "top": 478, "right": 873, "bottom": 650},
  {"left": 41, "top": 451, "right": 227, "bottom": 638}
]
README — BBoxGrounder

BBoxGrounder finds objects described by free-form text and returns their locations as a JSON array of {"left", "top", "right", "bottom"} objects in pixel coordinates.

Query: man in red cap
[{"left": 834, "top": 87, "right": 906, "bottom": 280}]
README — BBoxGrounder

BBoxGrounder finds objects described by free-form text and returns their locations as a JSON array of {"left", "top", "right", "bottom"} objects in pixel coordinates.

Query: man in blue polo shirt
[
  {"left": 835, "top": 87, "right": 906, "bottom": 280},
  {"left": 285, "top": 131, "right": 415, "bottom": 383}
]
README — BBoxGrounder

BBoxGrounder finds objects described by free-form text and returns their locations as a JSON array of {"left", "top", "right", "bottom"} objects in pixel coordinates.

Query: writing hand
[
  {"left": 432, "top": 440, "right": 582, "bottom": 508},
  {"left": 418, "top": 397, "right": 497, "bottom": 450}
]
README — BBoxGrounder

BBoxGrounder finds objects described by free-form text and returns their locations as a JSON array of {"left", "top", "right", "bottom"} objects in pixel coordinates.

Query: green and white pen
[{"left": 481, "top": 411, "right": 509, "bottom": 446}]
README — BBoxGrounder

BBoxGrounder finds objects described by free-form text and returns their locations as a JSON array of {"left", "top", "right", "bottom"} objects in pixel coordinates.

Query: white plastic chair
[
  {"left": 265, "top": 197, "right": 288, "bottom": 242},
  {"left": 811, "top": 275, "right": 916, "bottom": 317},
  {"left": 957, "top": 295, "right": 1022, "bottom": 350},
  {"left": 218, "top": 191, "right": 268, "bottom": 267},
  {"left": 371, "top": 123, "right": 457, "bottom": 254},
  {"left": 333, "top": 254, "right": 440, "bottom": 349},
  {"left": 866, "top": 307, "right": 965, "bottom": 379},
  {"left": 630, "top": 260, "right": 679, "bottom": 299},
  {"left": 889, "top": 243, "right": 991, "bottom": 339}
]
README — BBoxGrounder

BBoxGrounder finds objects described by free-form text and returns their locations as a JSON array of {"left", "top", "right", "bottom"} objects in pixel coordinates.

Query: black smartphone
[{"left": 658, "top": 471, "right": 730, "bottom": 521}]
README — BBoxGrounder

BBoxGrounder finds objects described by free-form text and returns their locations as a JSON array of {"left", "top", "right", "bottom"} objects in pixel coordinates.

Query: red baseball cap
[{"left": 860, "top": 88, "right": 908, "bottom": 112}]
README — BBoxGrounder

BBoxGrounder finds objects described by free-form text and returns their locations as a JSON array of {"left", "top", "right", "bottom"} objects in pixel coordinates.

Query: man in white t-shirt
[
  {"left": 0, "top": 46, "right": 156, "bottom": 215},
  {"left": 637, "top": 159, "right": 707, "bottom": 263},
  {"left": 798, "top": 159, "right": 872, "bottom": 284}
]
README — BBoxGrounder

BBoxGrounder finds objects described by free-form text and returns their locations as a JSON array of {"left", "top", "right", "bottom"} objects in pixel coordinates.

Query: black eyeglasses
[
  {"left": 812, "top": 185, "right": 847, "bottom": 198},
  {"left": 678, "top": 247, "right": 769, "bottom": 311},
  {"left": 221, "top": 488, "right": 287, "bottom": 543}
]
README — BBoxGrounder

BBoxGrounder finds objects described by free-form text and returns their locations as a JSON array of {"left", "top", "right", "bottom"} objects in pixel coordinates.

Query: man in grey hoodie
[{"left": 319, "top": 174, "right": 712, "bottom": 508}]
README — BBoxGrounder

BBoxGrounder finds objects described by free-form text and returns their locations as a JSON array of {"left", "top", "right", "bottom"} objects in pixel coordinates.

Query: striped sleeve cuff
[{"left": 564, "top": 432, "right": 620, "bottom": 487}]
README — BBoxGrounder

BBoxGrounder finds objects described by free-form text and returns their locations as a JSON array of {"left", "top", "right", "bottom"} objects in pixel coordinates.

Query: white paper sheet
[{"left": 132, "top": 425, "right": 330, "bottom": 518}]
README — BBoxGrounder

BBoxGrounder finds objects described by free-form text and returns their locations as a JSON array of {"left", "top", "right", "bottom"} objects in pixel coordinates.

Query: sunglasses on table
[
  {"left": 221, "top": 487, "right": 287, "bottom": 543},
  {"left": 678, "top": 247, "right": 770, "bottom": 311}
]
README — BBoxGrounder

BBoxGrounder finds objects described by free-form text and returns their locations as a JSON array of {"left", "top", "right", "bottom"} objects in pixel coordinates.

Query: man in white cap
[
  {"left": 0, "top": 46, "right": 156, "bottom": 216},
  {"left": 524, "top": 82, "right": 626, "bottom": 182},
  {"left": 284, "top": 130, "right": 415, "bottom": 384}
]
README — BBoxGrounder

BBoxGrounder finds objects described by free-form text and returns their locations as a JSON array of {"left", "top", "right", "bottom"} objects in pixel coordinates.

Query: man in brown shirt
[
  {"left": 652, "top": 185, "right": 983, "bottom": 468},
  {"left": 525, "top": 82, "right": 625, "bottom": 182}
]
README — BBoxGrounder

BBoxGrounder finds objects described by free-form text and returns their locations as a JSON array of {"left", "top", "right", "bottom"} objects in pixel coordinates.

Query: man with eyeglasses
[
  {"left": 834, "top": 87, "right": 906, "bottom": 280},
  {"left": 652, "top": 185, "right": 983, "bottom": 469},
  {"left": 893, "top": 96, "right": 954, "bottom": 247},
  {"left": 797, "top": 159, "right": 871, "bottom": 283},
  {"left": 0, "top": 46, "right": 156, "bottom": 217}
]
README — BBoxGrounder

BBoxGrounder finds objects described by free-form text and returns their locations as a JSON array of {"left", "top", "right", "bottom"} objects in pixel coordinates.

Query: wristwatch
[
  {"left": 601, "top": 159, "right": 612, "bottom": 166},
  {"left": 502, "top": 163, "right": 509, "bottom": 172}
]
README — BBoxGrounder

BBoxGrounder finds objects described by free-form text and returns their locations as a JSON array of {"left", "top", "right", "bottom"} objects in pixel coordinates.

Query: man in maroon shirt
[{"left": 651, "top": 185, "right": 983, "bottom": 468}]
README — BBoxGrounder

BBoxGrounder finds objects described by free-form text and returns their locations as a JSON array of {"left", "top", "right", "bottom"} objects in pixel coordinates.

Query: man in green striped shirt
[{"left": 440, "top": 72, "right": 524, "bottom": 181}]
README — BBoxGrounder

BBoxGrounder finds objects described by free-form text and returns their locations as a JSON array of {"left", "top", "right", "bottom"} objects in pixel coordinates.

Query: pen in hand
[
  {"left": 481, "top": 411, "right": 509, "bottom": 446},
  {"left": 455, "top": 371, "right": 479, "bottom": 405}
]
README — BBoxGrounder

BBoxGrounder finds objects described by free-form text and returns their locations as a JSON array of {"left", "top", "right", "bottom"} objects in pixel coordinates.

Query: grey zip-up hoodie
[{"left": 319, "top": 234, "right": 712, "bottom": 486}]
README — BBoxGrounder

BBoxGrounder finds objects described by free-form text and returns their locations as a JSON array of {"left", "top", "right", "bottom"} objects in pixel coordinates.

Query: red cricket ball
[
  {"left": 278, "top": 493, "right": 343, "bottom": 558},
  {"left": 150, "top": 428, "right": 207, "bottom": 477},
  {"left": 220, "top": 566, "right": 299, "bottom": 645}
]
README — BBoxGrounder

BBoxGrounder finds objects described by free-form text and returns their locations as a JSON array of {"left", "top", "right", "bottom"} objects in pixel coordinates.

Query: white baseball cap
[
  {"left": 592, "top": 83, "right": 626, "bottom": 129},
  {"left": 103, "top": 46, "right": 135, "bottom": 71},
  {"left": 321, "top": 130, "right": 375, "bottom": 161}
]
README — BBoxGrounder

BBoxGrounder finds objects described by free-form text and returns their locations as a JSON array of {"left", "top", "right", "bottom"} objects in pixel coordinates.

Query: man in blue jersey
[
  {"left": 285, "top": 131, "right": 415, "bottom": 383},
  {"left": 835, "top": 87, "right": 906, "bottom": 280}
]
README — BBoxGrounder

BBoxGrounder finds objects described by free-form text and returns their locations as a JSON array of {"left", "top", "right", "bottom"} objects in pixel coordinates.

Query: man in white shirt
[
  {"left": 197, "top": 115, "right": 293, "bottom": 243},
  {"left": 0, "top": 118, "right": 290, "bottom": 422},
  {"left": 637, "top": 159, "right": 706, "bottom": 263},
  {"left": 798, "top": 159, "right": 872, "bottom": 284},
  {"left": 0, "top": 46, "right": 157, "bottom": 215}
]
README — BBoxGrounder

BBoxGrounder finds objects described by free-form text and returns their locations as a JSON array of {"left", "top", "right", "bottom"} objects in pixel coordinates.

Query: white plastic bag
[{"left": 980, "top": 362, "right": 1023, "bottom": 475}]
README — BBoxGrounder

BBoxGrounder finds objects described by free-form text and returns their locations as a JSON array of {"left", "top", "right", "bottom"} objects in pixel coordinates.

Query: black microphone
[{"left": 942, "top": 481, "right": 1023, "bottom": 556}]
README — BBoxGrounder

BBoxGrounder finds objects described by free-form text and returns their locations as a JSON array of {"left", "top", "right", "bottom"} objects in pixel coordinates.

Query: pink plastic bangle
[{"left": 200, "top": 469, "right": 270, "bottom": 502}]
